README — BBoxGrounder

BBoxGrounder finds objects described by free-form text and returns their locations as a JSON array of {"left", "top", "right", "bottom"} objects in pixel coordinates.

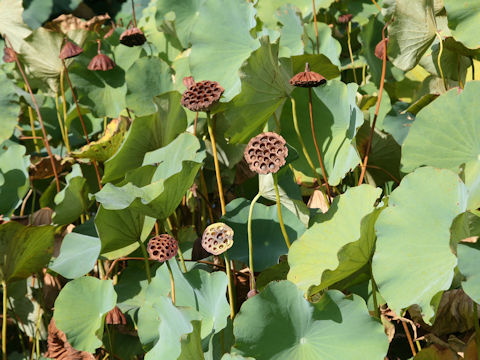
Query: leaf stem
[
  {"left": 137, "top": 239, "right": 151, "bottom": 283},
  {"left": 25, "top": 85, "right": 40, "bottom": 153},
  {"left": 308, "top": 88, "right": 331, "bottom": 203},
  {"left": 347, "top": 22, "right": 358, "bottom": 84},
  {"left": 312, "top": 0, "right": 319, "bottom": 54},
  {"left": 165, "top": 217, "right": 188, "bottom": 273},
  {"left": 166, "top": 260, "right": 175, "bottom": 305},
  {"left": 2, "top": 280, "right": 7, "bottom": 360},
  {"left": 370, "top": 260, "right": 380, "bottom": 318},
  {"left": 402, "top": 320, "right": 417, "bottom": 357},
  {"left": 223, "top": 252, "right": 236, "bottom": 320},
  {"left": 131, "top": 0, "right": 137, "bottom": 27},
  {"left": 206, "top": 112, "right": 226, "bottom": 216},
  {"left": 54, "top": 90, "right": 69, "bottom": 150},
  {"left": 474, "top": 302, "right": 480, "bottom": 360},
  {"left": 273, "top": 173, "right": 291, "bottom": 249},
  {"left": 59, "top": 69, "right": 71, "bottom": 153},
  {"left": 247, "top": 192, "right": 262, "bottom": 290},
  {"left": 371, "top": 0, "right": 382, "bottom": 11},
  {"left": 435, "top": 32, "right": 447, "bottom": 92}
]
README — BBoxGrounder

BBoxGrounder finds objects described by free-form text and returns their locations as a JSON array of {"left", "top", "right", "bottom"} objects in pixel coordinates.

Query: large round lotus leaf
[
  {"left": 222, "top": 198, "right": 306, "bottom": 271},
  {"left": 189, "top": 0, "right": 260, "bottom": 101},
  {"left": 232, "top": 281, "right": 388, "bottom": 360},
  {"left": 444, "top": 0, "right": 480, "bottom": 50},
  {"left": 0, "top": 73, "right": 20, "bottom": 146},
  {"left": 54, "top": 277, "right": 116, "bottom": 353},
  {"left": 288, "top": 185, "right": 381, "bottom": 293},
  {"left": 276, "top": 4, "right": 303, "bottom": 58},
  {"left": 402, "top": 82, "right": 480, "bottom": 178},
  {"left": 386, "top": 0, "right": 436, "bottom": 71},
  {"left": 458, "top": 238, "right": 480, "bottom": 303},
  {"left": 0, "top": 0, "right": 31, "bottom": 52},
  {"left": 373, "top": 167, "right": 467, "bottom": 323}
]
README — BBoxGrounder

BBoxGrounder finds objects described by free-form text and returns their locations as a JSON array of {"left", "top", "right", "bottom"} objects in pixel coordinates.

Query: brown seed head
[
  {"left": 59, "top": 40, "right": 83, "bottom": 60},
  {"left": 375, "top": 37, "right": 389, "bottom": 60},
  {"left": 3, "top": 47, "right": 16, "bottom": 63},
  {"left": 338, "top": 14, "right": 353, "bottom": 24},
  {"left": 105, "top": 306, "right": 127, "bottom": 325},
  {"left": 119, "top": 27, "right": 147, "bottom": 47},
  {"left": 181, "top": 80, "right": 224, "bottom": 112},
  {"left": 244, "top": 132, "right": 288, "bottom": 175},
  {"left": 88, "top": 54, "right": 115, "bottom": 71},
  {"left": 147, "top": 234, "right": 178, "bottom": 262},
  {"left": 201, "top": 223, "right": 234, "bottom": 256},
  {"left": 290, "top": 62, "right": 326, "bottom": 88}
]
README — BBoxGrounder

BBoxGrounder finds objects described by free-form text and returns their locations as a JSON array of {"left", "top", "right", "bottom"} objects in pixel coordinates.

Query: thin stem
[
  {"left": 435, "top": 32, "right": 447, "bottom": 92},
  {"left": 347, "top": 22, "right": 358, "bottom": 84},
  {"left": 193, "top": 112, "right": 199, "bottom": 136},
  {"left": 165, "top": 217, "right": 188, "bottom": 273},
  {"left": 273, "top": 173, "right": 291, "bottom": 249},
  {"left": 30, "top": 305, "right": 42, "bottom": 360},
  {"left": 54, "top": 91, "right": 69, "bottom": 149},
  {"left": 358, "top": 23, "right": 388, "bottom": 185},
  {"left": 131, "top": 0, "right": 137, "bottom": 27},
  {"left": 2, "top": 280, "right": 7, "bottom": 360},
  {"left": 471, "top": 57, "right": 475, "bottom": 81},
  {"left": 206, "top": 112, "right": 226, "bottom": 216},
  {"left": 25, "top": 86, "right": 40, "bottom": 153},
  {"left": 59, "top": 69, "right": 71, "bottom": 153},
  {"left": 312, "top": 0, "right": 319, "bottom": 54},
  {"left": 166, "top": 261, "right": 175, "bottom": 305},
  {"left": 474, "top": 302, "right": 480, "bottom": 360},
  {"left": 371, "top": 0, "right": 382, "bottom": 11},
  {"left": 97, "top": 260, "right": 106, "bottom": 279},
  {"left": 308, "top": 88, "right": 331, "bottom": 203},
  {"left": 20, "top": 189, "right": 32, "bottom": 217},
  {"left": 177, "top": 247, "right": 188, "bottom": 273},
  {"left": 199, "top": 170, "right": 214, "bottom": 223},
  {"left": 10, "top": 41, "right": 60, "bottom": 192},
  {"left": 6, "top": 298, "right": 27, "bottom": 358},
  {"left": 370, "top": 260, "right": 380, "bottom": 318},
  {"left": 223, "top": 252, "right": 236, "bottom": 320},
  {"left": 137, "top": 239, "right": 151, "bottom": 283},
  {"left": 402, "top": 321, "right": 417, "bottom": 356},
  {"left": 247, "top": 192, "right": 262, "bottom": 290}
]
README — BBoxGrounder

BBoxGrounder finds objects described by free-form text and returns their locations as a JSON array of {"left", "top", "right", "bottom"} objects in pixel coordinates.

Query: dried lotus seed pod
[
  {"left": 119, "top": 27, "right": 147, "bottom": 47},
  {"left": 375, "top": 37, "right": 389, "bottom": 60},
  {"left": 181, "top": 80, "right": 224, "bottom": 112},
  {"left": 243, "top": 132, "right": 288, "bottom": 175},
  {"left": 3, "top": 47, "right": 16, "bottom": 63},
  {"left": 338, "top": 13, "right": 353, "bottom": 24},
  {"left": 59, "top": 40, "right": 83, "bottom": 59},
  {"left": 88, "top": 40, "right": 115, "bottom": 71},
  {"left": 147, "top": 234, "right": 178, "bottom": 263},
  {"left": 289, "top": 62, "right": 326, "bottom": 88},
  {"left": 105, "top": 306, "right": 127, "bottom": 325},
  {"left": 201, "top": 222, "right": 234, "bottom": 256}
]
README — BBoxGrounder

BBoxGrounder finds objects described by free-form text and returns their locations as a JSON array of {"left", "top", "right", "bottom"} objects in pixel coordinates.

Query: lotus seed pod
[
  {"left": 289, "top": 62, "right": 326, "bottom": 88},
  {"left": 105, "top": 306, "right": 127, "bottom": 325},
  {"left": 3, "top": 47, "right": 17, "bottom": 63},
  {"left": 375, "top": 37, "right": 389, "bottom": 60},
  {"left": 338, "top": 13, "right": 353, "bottom": 24},
  {"left": 201, "top": 222, "right": 234, "bottom": 256},
  {"left": 59, "top": 40, "right": 83, "bottom": 59},
  {"left": 88, "top": 40, "right": 115, "bottom": 71},
  {"left": 181, "top": 80, "right": 224, "bottom": 112},
  {"left": 244, "top": 132, "right": 288, "bottom": 175},
  {"left": 147, "top": 234, "right": 178, "bottom": 263},
  {"left": 119, "top": 27, "right": 146, "bottom": 47}
]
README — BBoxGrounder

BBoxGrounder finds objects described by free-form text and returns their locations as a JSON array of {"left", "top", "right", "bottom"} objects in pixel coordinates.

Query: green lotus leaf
[
  {"left": 303, "top": 22, "right": 342, "bottom": 65},
  {"left": 54, "top": 277, "right": 116, "bottom": 353},
  {"left": 402, "top": 82, "right": 480, "bottom": 186},
  {"left": 222, "top": 38, "right": 292, "bottom": 144},
  {"left": 49, "top": 232, "right": 100, "bottom": 279},
  {"left": 232, "top": 281, "right": 389, "bottom": 360},
  {"left": 290, "top": 54, "right": 341, "bottom": 80},
  {"left": 0, "top": 222, "right": 55, "bottom": 283},
  {"left": 179, "top": 320, "right": 205, "bottom": 360},
  {"left": 444, "top": 0, "right": 480, "bottom": 50},
  {"left": 0, "top": 0, "right": 31, "bottom": 52},
  {"left": 52, "top": 164, "right": 91, "bottom": 225},
  {"left": 221, "top": 355, "right": 255, "bottom": 360},
  {"left": 288, "top": 185, "right": 382, "bottom": 293},
  {"left": 0, "top": 73, "right": 20, "bottom": 146},
  {"left": 22, "top": 0, "right": 53, "bottom": 29},
  {"left": 387, "top": 0, "right": 437, "bottom": 71},
  {"left": 103, "top": 91, "right": 187, "bottom": 183},
  {"left": 373, "top": 167, "right": 467, "bottom": 322},
  {"left": 0, "top": 141, "right": 30, "bottom": 217},
  {"left": 277, "top": 4, "right": 304, "bottom": 58},
  {"left": 280, "top": 81, "right": 363, "bottom": 186},
  {"left": 222, "top": 198, "right": 306, "bottom": 271},
  {"left": 126, "top": 57, "right": 173, "bottom": 116},
  {"left": 458, "top": 239, "right": 480, "bottom": 303},
  {"left": 189, "top": 0, "right": 260, "bottom": 101}
]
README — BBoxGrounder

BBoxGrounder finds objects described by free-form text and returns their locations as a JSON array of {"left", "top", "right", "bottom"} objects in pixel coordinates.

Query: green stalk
[
  {"left": 2, "top": 280, "right": 7, "bottom": 360},
  {"left": 137, "top": 239, "right": 151, "bottom": 283},
  {"left": 166, "top": 260, "right": 176, "bottom": 305},
  {"left": 59, "top": 69, "right": 71, "bottom": 153},
  {"left": 435, "top": 32, "right": 447, "bottom": 92},
  {"left": 370, "top": 260, "right": 380, "bottom": 318},
  {"left": 474, "top": 302, "right": 480, "bottom": 360},
  {"left": 347, "top": 22, "right": 358, "bottom": 84},
  {"left": 30, "top": 306, "right": 42, "bottom": 360},
  {"left": 247, "top": 192, "right": 262, "bottom": 290},
  {"left": 206, "top": 112, "right": 226, "bottom": 216},
  {"left": 223, "top": 252, "right": 236, "bottom": 320},
  {"left": 273, "top": 173, "right": 291, "bottom": 249},
  {"left": 165, "top": 217, "right": 187, "bottom": 273}
]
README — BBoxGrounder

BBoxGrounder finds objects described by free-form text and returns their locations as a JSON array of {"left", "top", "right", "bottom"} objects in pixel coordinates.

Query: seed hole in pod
[
  {"left": 263, "top": 150, "right": 269, "bottom": 155},
  {"left": 248, "top": 149, "right": 254, "bottom": 155},
  {"left": 260, "top": 163, "right": 267, "bottom": 170},
  {"left": 269, "top": 163, "right": 275, "bottom": 169},
  {"left": 254, "top": 161, "right": 259, "bottom": 167},
  {"left": 165, "top": 246, "right": 169, "bottom": 249},
  {"left": 274, "top": 141, "right": 281, "bottom": 146},
  {"left": 261, "top": 136, "right": 268, "bottom": 142},
  {"left": 269, "top": 153, "right": 275, "bottom": 160},
  {"left": 208, "top": 244, "right": 212, "bottom": 248},
  {"left": 259, "top": 143, "right": 266, "bottom": 149},
  {"left": 223, "top": 239, "right": 228, "bottom": 243},
  {"left": 252, "top": 141, "right": 259, "bottom": 147},
  {"left": 217, "top": 233, "right": 223, "bottom": 239},
  {"left": 268, "top": 136, "right": 275, "bottom": 142},
  {"left": 219, "top": 244, "right": 224, "bottom": 248},
  {"left": 213, "top": 240, "right": 218, "bottom": 245},
  {"left": 153, "top": 250, "right": 159, "bottom": 256},
  {"left": 275, "top": 158, "right": 280, "bottom": 163},
  {"left": 255, "top": 149, "right": 262, "bottom": 155},
  {"left": 277, "top": 149, "right": 283, "bottom": 154}
]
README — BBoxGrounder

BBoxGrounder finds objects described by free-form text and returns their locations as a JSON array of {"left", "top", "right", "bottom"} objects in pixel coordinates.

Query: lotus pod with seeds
[
  {"left": 201, "top": 222, "right": 234, "bottom": 256},
  {"left": 147, "top": 234, "right": 178, "bottom": 263},
  {"left": 181, "top": 79, "right": 224, "bottom": 112},
  {"left": 244, "top": 132, "right": 288, "bottom": 175}
]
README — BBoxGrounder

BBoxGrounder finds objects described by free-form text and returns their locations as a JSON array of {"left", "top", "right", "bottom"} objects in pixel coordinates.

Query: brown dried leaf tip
[
  {"left": 338, "top": 14, "right": 353, "bottom": 24},
  {"left": 59, "top": 40, "right": 83, "bottom": 60},
  {"left": 3, "top": 46, "right": 17, "bottom": 63},
  {"left": 201, "top": 222, "right": 234, "bottom": 256},
  {"left": 290, "top": 62, "right": 326, "bottom": 88},
  {"left": 88, "top": 40, "right": 115, "bottom": 71},
  {"left": 45, "top": 318, "right": 94, "bottom": 360},
  {"left": 147, "top": 234, "right": 179, "bottom": 263},
  {"left": 375, "top": 37, "right": 389, "bottom": 60},
  {"left": 106, "top": 305, "right": 127, "bottom": 325},
  {"left": 120, "top": 27, "right": 146, "bottom": 47},
  {"left": 244, "top": 132, "right": 288, "bottom": 175},
  {"left": 181, "top": 79, "right": 224, "bottom": 112}
]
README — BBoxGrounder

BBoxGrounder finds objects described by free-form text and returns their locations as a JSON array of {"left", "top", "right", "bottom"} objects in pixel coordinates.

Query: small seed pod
[
  {"left": 375, "top": 37, "right": 389, "bottom": 60},
  {"left": 105, "top": 306, "right": 127, "bottom": 325},
  {"left": 247, "top": 289, "right": 259, "bottom": 299},
  {"left": 290, "top": 62, "right": 326, "bottom": 88},
  {"left": 244, "top": 132, "right": 288, "bottom": 175},
  {"left": 59, "top": 40, "right": 83, "bottom": 59},
  {"left": 201, "top": 222, "right": 234, "bottom": 256},
  {"left": 119, "top": 27, "right": 146, "bottom": 47},
  {"left": 3, "top": 47, "right": 17, "bottom": 63},
  {"left": 88, "top": 40, "right": 115, "bottom": 71},
  {"left": 181, "top": 79, "right": 224, "bottom": 112},
  {"left": 338, "top": 13, "right": 353, "bottom": 24},
  {"left": 147, "top": 234, "right": 178, "bottom": 263}
]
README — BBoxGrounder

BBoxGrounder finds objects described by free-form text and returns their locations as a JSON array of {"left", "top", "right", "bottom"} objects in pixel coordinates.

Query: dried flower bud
[
  {"left": 119, "top": 27, "right": 146, "bottom": 47},
  {"left": 375, "top": 37, "right": 389, "bottom": 60},
  {"left": 105, "top": 306, "right": 127, "bottom": 325},
  {"left": 338, "top": 14, "right": 353, "bottom": 24},
  {"left": 244, "top": 132, "right": 288, "bottom": 175},
  {"left": 290, "top": 62, "right": 326, "bottom": 88},
  {"left": 201, "top": 223, "right": 234, "bottom": 256},
  {"left": 59, "top": 40, "right": 83, "bottom": 59},
  {"left": 3, "top": 47, "right": 16, "bottom": 63},
  {"left": 147, "top": 234, "right": 178, "bottom": 262},
  {"left": 181, "top": 80, "right": 224, "bottom": 112}
]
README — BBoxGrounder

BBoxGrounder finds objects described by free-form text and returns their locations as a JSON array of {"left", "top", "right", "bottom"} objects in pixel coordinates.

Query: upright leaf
[{"left": 444, "top": 0, "right": 480, "bottom": 50}]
